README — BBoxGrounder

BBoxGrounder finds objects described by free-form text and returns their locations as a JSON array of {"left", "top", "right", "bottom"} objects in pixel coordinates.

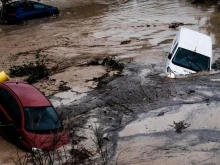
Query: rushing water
[{"left": 0, "top": 0, "right": 219, "bottom": 50}]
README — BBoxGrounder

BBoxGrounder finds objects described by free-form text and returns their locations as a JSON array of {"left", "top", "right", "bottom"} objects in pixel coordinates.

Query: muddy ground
[{"left": 1, "top": 0, "right": 220, "bottom": 164}]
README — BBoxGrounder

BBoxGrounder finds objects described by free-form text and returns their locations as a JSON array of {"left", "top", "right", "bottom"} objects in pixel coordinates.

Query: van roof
[{"left": 178, "top": 28, "right": 212, "bottom": 58}]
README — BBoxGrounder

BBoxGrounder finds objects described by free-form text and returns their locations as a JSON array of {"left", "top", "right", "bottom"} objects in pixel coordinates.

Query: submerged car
[
  {"left": 0, "top": 81, "right": 69, "bottom": 151},
  {"left": 3, "top": 1, "right": 59, "bottom": 23},
  {"left": 166, "top": 28, "right": 212, "bottom": 76}
]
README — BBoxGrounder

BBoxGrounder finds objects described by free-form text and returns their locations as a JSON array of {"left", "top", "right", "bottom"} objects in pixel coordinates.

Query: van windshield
[
  {"left": 24, "top": 106, "right": 62, "bottom": 134},
  {"left": 172, "top": 47, "right": 210, "bottom": 72}
]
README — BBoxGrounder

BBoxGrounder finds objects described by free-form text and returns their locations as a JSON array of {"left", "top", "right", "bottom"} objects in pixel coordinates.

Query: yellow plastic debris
[{"left": 0, "top": 71, "right": 9, "bottom": 83}]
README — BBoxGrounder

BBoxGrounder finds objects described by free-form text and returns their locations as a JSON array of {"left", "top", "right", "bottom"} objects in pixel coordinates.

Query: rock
[
  {"left": 187, "top": 90, "right": 195, "bottom": 94},
  {"left": 191, "top": 0, "right": 205, "bottom": 4},
  {"left": 212, "top": 58, "right": 220, "bottom": 70},
  {"left": 103, "top": 133, "right": 110, "bottom": 141},
  {"left": 157, "top": 112, "right": 165, "bottom": 117},
  {"left": 120, "top": 40, "right": 131, "bottom": 45},
  {"left": 177, "top": 91, "right": 185, "bottom": 95},
  {"left": 87, "top": 58, "right": 100, "bottom": 65},
  {"left": 169, "top": 21, "right": 184, "bottom": 28},
  {"left": 173, "top": 120, "right": 190, "bottom": 133}
]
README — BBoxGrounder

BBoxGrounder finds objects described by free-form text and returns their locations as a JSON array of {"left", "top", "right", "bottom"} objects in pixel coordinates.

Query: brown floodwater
[{"left": 0, "top": 0, "right": 220, "bottom": 164}]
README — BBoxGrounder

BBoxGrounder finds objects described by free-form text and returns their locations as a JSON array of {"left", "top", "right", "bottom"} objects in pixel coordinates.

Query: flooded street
[{"left": 1, "top": 0, "right": 220, "bottom": 164}]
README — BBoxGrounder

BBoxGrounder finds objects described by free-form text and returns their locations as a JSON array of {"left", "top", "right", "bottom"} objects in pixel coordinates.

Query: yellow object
[{"left": 0, "top": 71, "right": 9, "bottom": 83}]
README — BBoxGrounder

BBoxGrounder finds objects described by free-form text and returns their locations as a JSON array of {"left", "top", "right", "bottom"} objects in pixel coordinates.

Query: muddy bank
[{"left": 59, "top": 57, "right": 220, "bottom": 158}]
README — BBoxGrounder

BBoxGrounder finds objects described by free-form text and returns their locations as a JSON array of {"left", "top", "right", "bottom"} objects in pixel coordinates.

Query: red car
[{"left": 0, "top": 81, "right": 69, "bottom": 151}]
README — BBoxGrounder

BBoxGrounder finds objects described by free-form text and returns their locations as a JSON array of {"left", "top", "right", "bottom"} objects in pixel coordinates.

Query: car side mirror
[{"left": 168, "top": 53, "right": 172, "bottom": 60}]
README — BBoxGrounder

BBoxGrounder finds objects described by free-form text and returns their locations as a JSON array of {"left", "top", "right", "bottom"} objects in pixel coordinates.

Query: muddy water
[{"left": 0, "top": 0, "right": 220, "bottom": 164}]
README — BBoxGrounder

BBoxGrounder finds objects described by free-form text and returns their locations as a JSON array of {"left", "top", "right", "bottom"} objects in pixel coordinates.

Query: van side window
[{"left": 172, "top": 43, "right": 178, "bottom": 55}]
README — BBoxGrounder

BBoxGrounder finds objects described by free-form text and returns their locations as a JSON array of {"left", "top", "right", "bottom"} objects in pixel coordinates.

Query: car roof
[
  {"left": 8, "top": 1, "right": 42, "bottom": 7},
  {"left": 178, "top": 28, "right": 212, "bottom": 58},
  {"left": 1, "top": 81, "right": 51, "bottom": 107}
]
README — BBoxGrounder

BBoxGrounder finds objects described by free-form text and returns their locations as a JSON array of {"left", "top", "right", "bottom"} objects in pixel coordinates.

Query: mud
[{"left": 1, "top": 0, "right": 220, "bottom": 164}]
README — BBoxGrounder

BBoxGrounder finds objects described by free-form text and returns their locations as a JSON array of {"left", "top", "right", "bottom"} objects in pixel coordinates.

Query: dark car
[
  {"left": 3, "top": 1, "right": 59, "bottom": 23},
  {"left": 0, "top": 81, "right": 69, "bottom": 151}
]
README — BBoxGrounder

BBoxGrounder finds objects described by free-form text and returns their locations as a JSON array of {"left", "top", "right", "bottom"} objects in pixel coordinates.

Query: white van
[{"left": 166, "top": 28, "right": 212, "bottom": 76}]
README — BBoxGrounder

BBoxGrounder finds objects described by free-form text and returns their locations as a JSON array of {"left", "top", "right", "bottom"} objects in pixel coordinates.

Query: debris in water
[
  {"left": 187, "top": 90, "right": 195, "bottom": 94},
  {"left": 191, "top": 0, "right": 205, "bottom": 4},
  {"left": 101, "top": 56, "right": 124, "bottom": 71},
  {"left": 169, "top": 21, "right": 184, "bottom": 28},
  {"left": 70, "top": 148, "right": 92, "bottom": 161},
  {"left": 87, "top": 56, "right": 124, "bottom": 71},
  {"left": 9, "top": 58, "right": 49, "bottom": 84},
  {"left": 157, "top": 112, "right": 165, "bottom": 117},
  {"left": 58, "top": 82, "right": 71, "bottom": 91},
  {"left": 212, "top": 58, "right": 220, "bottom": 70},
  {"left": 87, "top": 58, "right": 100, "bottom": 65},
  {"left": 120, "top": 40, "right": 131, "bottom": 45},
  {"left": 173, "top": 120, "right": 190, "bottom": 133}
]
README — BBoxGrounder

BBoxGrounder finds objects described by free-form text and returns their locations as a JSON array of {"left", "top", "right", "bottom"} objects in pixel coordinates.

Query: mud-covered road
[{"left": 1, "top": 0, "right": 220, "bottom": 164}]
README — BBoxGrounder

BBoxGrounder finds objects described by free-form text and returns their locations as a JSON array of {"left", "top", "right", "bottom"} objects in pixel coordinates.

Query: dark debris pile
[
  {"left": 212, "top": 58, "right": 220, "bottom": 70},
  {"left": 173, "top": 120, "right": 190, "bottom": 133},
  {"left": 9, "top": 59, "right": 49, "bottom": 84},
  {"left": 169, "top": 22, "right": 184, "bottom": 28},
  {"left": 87, "top": 56, "right": 124, "bottom": 71}
]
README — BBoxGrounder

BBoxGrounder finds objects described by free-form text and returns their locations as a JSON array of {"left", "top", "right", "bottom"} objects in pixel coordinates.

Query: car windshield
[
  {"left": 24, "top": 106, "right": 62, "bottom": 133},
  {"left": 172, "top": 47, "right": 210, "bottom": 72}
]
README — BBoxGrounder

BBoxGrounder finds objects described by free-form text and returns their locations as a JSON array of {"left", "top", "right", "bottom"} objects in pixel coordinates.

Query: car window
[
  {"left": 22, "top": 3, "right": 34, "bottom": 11},
  {"left": 33, "top": 3, "right": 46, "bottom": 10},
  {"left": 8, "top": 98, "right": 21, "bottom": 126},
  {"left": 0, "top": 89, "right": 21, "bottom": 126},
  {"left": 0, "top": 89, "right": 11, "bottom": 109}
]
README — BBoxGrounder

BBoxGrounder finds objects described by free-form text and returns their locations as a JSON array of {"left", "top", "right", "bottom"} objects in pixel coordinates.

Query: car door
[
  {"left": 21, "top": 2, "right": 36, "bottom": 20},
  {"left": 0, "top": 104, "right": 12, "bottom": 138},
  {"left": 33, "top": 3, "right": 49, "bottom": 18},
  {"left": 0, "top": 88, "right": 22, "bottom": 142}
]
